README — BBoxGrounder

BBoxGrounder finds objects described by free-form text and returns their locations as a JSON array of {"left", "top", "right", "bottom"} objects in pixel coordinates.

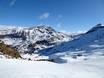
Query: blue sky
[{"left": 0, "top": 0, "right": 104, "bottom": 32}]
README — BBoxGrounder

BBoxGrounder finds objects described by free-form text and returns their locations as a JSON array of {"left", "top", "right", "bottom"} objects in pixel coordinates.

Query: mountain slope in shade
[{"left": 40, "top": 24, "right": 104, "bottom": 56}]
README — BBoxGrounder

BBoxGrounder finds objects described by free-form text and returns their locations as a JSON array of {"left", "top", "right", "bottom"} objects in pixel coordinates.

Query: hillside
[
  {"left": 0, "top": 41, "right": 21, "bottom": 59},
  {"left": 0, "top": 25, "right": 76, "bottom": 54},
  {"left": 38, "top": 24, "right": 104, "bottom": 62},
  {"left": 41, "top": 24, "right": 104, "bottom": 53}
]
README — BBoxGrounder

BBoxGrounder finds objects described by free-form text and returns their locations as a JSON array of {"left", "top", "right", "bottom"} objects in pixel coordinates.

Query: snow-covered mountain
[
  {"left": 1, "top": 23, "right": 104, "bottom": 62},
  {"left": 39, "top": 24, "right": 104, "bottom": 58},
  {"left": 0, "top": 25, "right": 76, "bottom": 54},
  {"left": 0, "top": 24, "right": 104, "bottom": 78}
]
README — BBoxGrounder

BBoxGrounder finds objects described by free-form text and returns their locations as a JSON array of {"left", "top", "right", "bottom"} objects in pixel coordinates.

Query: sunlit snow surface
[{"left": 0, "top": 55, "right": 104, "bottom": 78}]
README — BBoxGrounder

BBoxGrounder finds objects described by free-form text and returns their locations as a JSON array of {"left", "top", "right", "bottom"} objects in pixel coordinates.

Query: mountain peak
[
  {"left": 95, "top": 23, "right": 102, "bottom": 27},
  {"left": 28, "top": 25, "right": 56, "bottom": 32},
  {"left": 86, "top": 23, "right": 104, "bottom": 34}
]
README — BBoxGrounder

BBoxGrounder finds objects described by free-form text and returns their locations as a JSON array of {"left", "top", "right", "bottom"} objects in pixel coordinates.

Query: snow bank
[{"left": 0, "top": 56, "right": 104, "bottom": 78}]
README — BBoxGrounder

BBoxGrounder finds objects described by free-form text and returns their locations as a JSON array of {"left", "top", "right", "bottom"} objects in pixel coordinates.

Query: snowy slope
[
  {"left": 40, "top": 24, "right": 104, "bottom": 55},
  {"left": 0, "top": 56, "right": 104, "bottom": 78}
]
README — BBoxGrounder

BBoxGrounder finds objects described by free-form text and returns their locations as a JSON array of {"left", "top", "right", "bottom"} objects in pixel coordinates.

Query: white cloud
[
  {"left": 9, "top": 0, "right": 16, "bottom": 6},
  {"left": 39, "top": 12, "right": 50, "bottom": 20}
]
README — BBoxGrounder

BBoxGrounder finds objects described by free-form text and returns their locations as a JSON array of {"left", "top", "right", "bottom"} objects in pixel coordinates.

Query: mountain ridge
[
  {"left": 0, "top": 25, "right": 76, "bottom": 55},
  {"left": 39, "top": 23, "right": 104, "bottom": 56}
]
